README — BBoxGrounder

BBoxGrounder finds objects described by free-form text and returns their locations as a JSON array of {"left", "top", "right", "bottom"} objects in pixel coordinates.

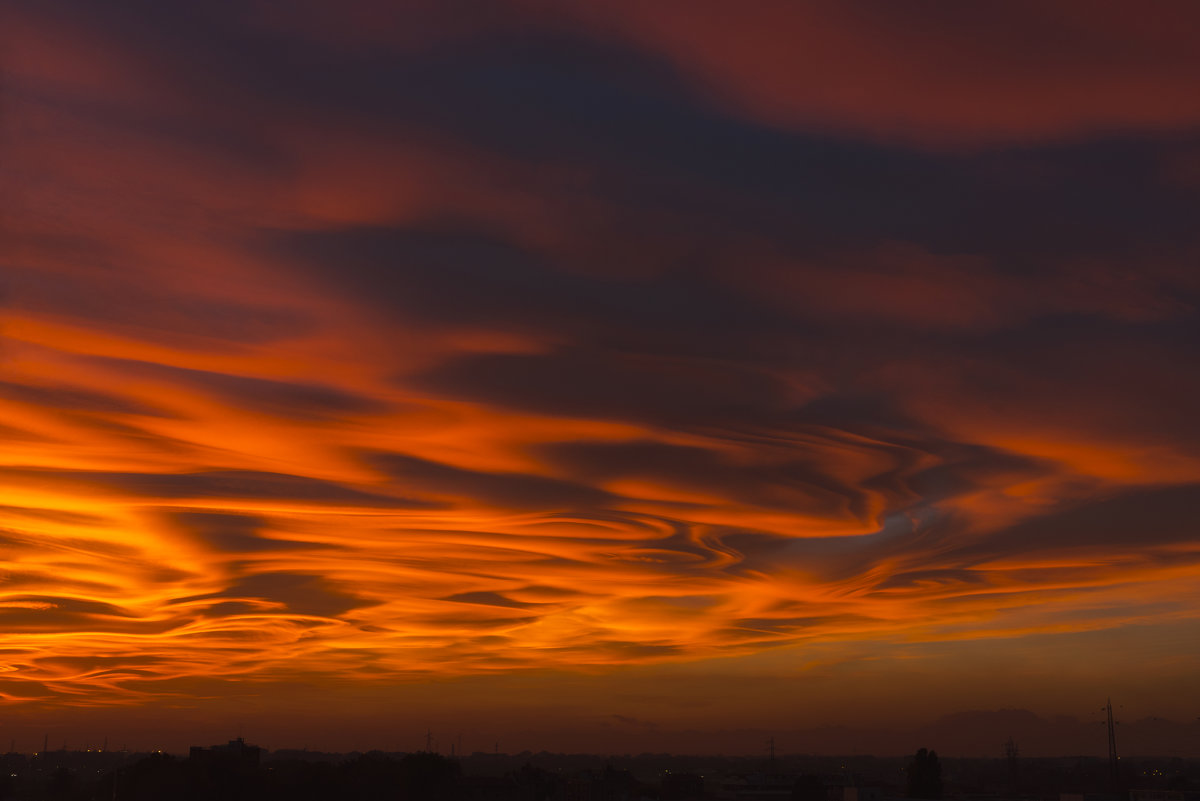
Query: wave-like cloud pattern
[{"left": 2, "top": 0, "right": 1199, "bottom": 713}]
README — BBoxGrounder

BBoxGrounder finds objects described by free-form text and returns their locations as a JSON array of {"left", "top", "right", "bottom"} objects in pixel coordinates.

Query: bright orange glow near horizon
[{"left": 3, "top": 0, "right": 1200, "bottom": 756}]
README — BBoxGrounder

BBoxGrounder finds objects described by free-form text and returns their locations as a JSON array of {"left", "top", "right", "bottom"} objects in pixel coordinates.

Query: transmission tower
[
  {"left": 1105, "top": 698, "right": 1119, "bottom": 790},
  {"left": 1004, "top": 736, "right": 1018, "bottom": 778}
]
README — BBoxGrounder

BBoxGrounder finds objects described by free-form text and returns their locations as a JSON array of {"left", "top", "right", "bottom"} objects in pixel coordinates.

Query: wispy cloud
[{"left": 1, "top": 0, "right": 1198, "bottom": 738}]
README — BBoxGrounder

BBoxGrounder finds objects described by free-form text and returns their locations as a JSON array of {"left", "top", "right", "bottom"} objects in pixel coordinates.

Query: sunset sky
[{"left": 2, "top": 1, "right": 1200, "bottom": 756}]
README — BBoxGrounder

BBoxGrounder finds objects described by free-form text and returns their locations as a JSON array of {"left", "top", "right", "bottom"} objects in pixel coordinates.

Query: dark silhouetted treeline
[
  {"left": 1, "top": 750, "right": 461, "bottom": 801},
  {"left": 907, "top": 748, "right": 943, "bottom": 799}
]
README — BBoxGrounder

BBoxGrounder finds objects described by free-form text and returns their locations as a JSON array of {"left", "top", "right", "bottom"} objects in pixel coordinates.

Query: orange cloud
[{"left": 2, "top": 0, "right": 1198, "bottom": 748}]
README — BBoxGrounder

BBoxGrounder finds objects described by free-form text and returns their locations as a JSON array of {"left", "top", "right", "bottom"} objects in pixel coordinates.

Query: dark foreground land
[{"left": 1, "top": 741, "right": 1197, "bottom": 801}]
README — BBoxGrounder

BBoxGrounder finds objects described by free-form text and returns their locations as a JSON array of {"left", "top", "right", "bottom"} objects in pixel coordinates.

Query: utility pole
[
  {"left": 425, "top": 729, "right": 433, "bottom": 753},
  {"left": 1004, "top": 736, "right": 1018, "bottom": 779},
  {"left": 1105, "top": 698, "right": 1119, "bottom": 791}
]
